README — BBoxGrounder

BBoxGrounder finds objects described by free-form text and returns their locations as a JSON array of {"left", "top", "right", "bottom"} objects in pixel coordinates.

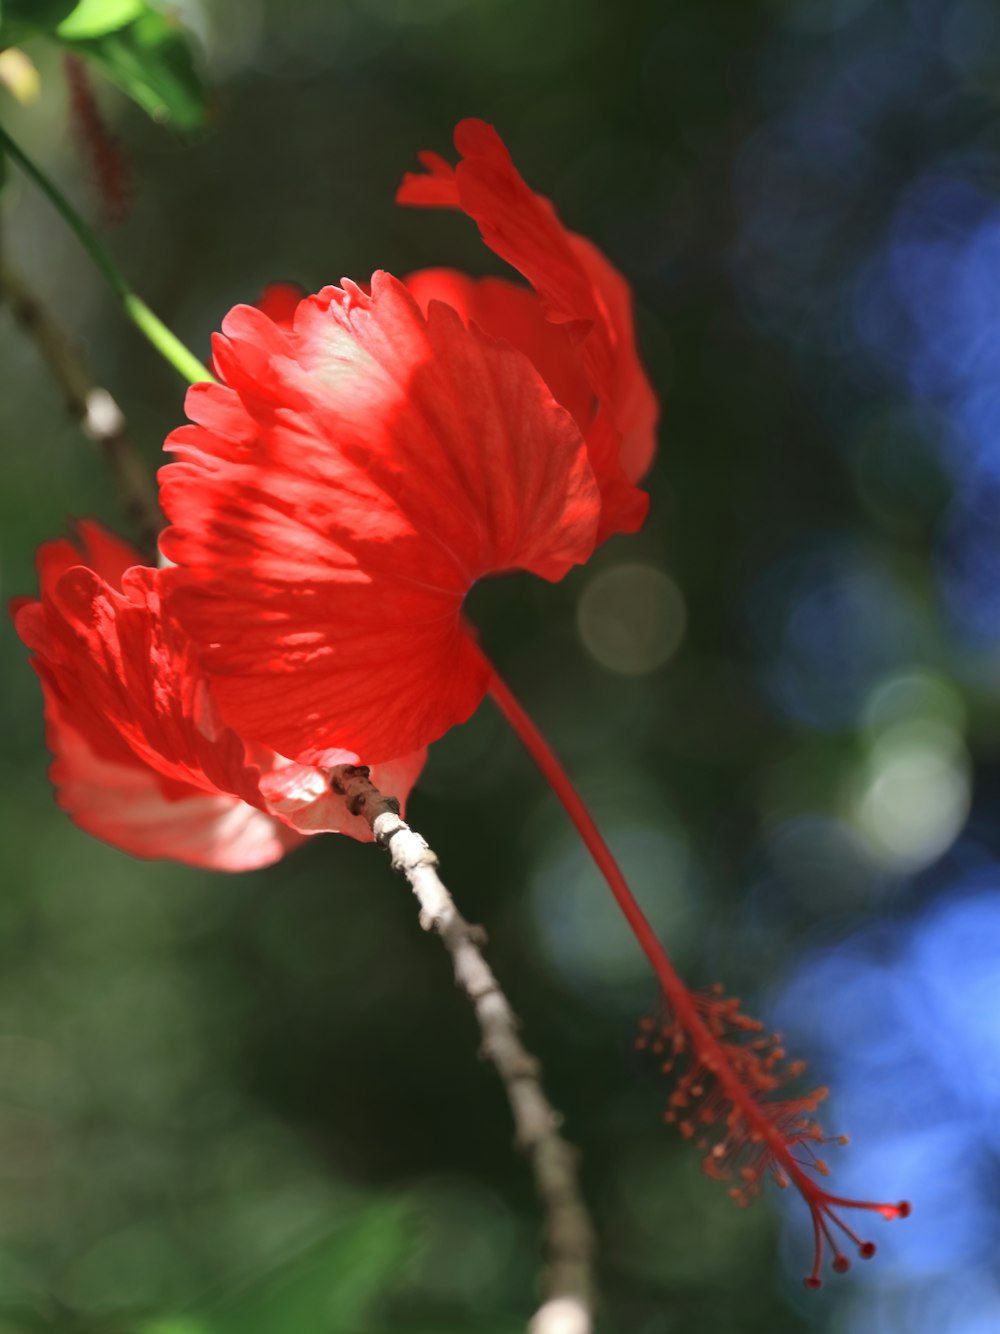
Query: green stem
[{"left": 0, "top": 123, "right": 211, "bottom": 386}]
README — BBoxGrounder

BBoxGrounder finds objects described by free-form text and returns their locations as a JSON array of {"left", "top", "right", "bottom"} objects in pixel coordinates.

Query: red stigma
[{"left": 636, "top": 987, "right": 911, "bottom": 1287}]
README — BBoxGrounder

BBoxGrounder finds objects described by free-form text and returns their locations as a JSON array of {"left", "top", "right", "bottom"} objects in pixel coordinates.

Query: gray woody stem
[
  {"left": 330, "top": 764, "right": 596, "bottom": 1334},
  {"left": 0, "top": 258, "right": 162, "bottom": 557}
]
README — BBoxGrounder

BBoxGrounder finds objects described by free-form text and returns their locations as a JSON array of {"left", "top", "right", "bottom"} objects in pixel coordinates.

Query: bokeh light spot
[
  {"left": 851, "top": 719, "right": 970, "bottom": 871},
  {"left": 577, "top": 563, "right": 686, "bottom": 676},
  {"left": 863, "top": 668, "right": 966, "bottom": 737}
]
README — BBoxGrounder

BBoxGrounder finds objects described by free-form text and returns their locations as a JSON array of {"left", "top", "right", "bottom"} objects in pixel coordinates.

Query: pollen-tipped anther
[{"left": 636, "top": 987, "right": 910, "bottom": 1287}]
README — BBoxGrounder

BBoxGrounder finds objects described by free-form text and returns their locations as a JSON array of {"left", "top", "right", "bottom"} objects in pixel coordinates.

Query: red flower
[
  {"left": 155, "top": 120, "right": 906, "bottom": 1280},
  {"left": 158, "top": 119, "right": 656, "bottom": 765},
  {"left": 12, "top": 522, "right": 424, "bottom": 869}
]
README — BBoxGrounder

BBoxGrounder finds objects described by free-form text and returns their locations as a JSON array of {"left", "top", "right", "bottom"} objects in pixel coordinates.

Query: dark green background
[{"left": 2, "top": 0, "right": 994, "bottom": 1330}]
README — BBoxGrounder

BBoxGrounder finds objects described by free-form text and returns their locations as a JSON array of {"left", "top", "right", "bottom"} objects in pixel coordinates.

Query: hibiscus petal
[
  {"left": 50, "top": 711, "right": 300, "bottom": 871},
  {"left": 567, "top": 234, "right": 660, "bottom": 487},
  {"left": 27, "top": 519, "right": 142, "bottom": 597},
  {"left": 398, "top": 119, "right": 657, "bottom": 536},
  {"left": 160, "top": 272, "right": 601, "bottom": 763},
  {"left": 15, "top": 556, "right": 267, "bottom": 806},
  {"left": 255, "top": 281, "right": 306, "bottom": 330},
  {"left": 402, "top": 267, "right": 595, "bottom": 434},
  {"left": 15, "top": 524, "right": 424, "bottom": 862}
]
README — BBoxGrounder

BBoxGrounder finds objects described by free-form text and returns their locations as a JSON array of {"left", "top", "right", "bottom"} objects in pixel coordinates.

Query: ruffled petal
[
  {"left": 14, "top": 524, "right": 419, "bottom": 864},
  {"left": 160, "top": 272, "right": 601, "bottom": 763},
  {"left": 402, "top": 267, "right": 594, "bottom": 434},
  {"left": 567, "top": 234, "right": 659, "bottom": 487},
  {"left": 398, "top": 118, "right": 657, "bottom": 536},
  {"left": 50, "top": 710, "right": 300, "bottom": 871},
  {"left": 16, "top": 558, "right": 265, "bottom": 804},
  {"left": 255, "top": 281, "right": 306, "bottom": 329}
]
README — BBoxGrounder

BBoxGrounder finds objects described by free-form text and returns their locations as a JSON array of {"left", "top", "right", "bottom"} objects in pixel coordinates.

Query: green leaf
[
  {"left": 201, "top": 1203, "right": 416, "bottom": 1334},
  {"left": 58, "top": 6, "right": 206, "bottom": 129},
  {"left": 136, "top": 1321, "right": 212, "bottom": 1334},
  {"left": 0, "top": 0, "right": 76, "bottom": 44},
  {"left": 56, "top": 0, "right": 144, "bottom": 40},
  {"left": 368, "top": 1324, "right": 524, "bottom": 1334}
]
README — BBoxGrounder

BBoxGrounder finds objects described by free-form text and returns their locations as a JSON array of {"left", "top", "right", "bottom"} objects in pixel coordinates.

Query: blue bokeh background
[{"left": 3, "top": 0, "right": 1000, "bottom": 1329}]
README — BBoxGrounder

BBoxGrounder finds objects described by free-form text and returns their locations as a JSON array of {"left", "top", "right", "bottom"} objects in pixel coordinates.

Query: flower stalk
[
  {"left": 0, "top": 258, "right": 162, "bottom": 556},
  {"left": 328, "top": 763, "right": 596, "bottom": 1332}
]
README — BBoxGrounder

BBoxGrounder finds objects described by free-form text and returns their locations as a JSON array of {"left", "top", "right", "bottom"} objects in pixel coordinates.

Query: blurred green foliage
[
  {"left": 1, "top": 0, "right": 205, "bottom": 128},
  {"left": 2, "top": 0, "right": 991, "bottom": 1330}
]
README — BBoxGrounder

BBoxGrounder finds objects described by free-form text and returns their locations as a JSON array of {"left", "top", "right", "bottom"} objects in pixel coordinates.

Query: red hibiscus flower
[
  {"left": 12, "top": 522, "right": 424, "bottom": 870},
  {"left": 156, "top": 121, "right": 906, "bottom": 1279},
  {"left": 158, "top": 119, "right": 656, "bottom": 765}
]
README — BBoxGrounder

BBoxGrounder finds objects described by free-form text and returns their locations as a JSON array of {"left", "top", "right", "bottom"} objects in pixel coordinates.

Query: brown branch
[
  {"left": 330, "top": 764, "right": 596, "bottom": 1334},
  {"left": 0, "top": 257, "right": 163, "bottom": 557}
]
